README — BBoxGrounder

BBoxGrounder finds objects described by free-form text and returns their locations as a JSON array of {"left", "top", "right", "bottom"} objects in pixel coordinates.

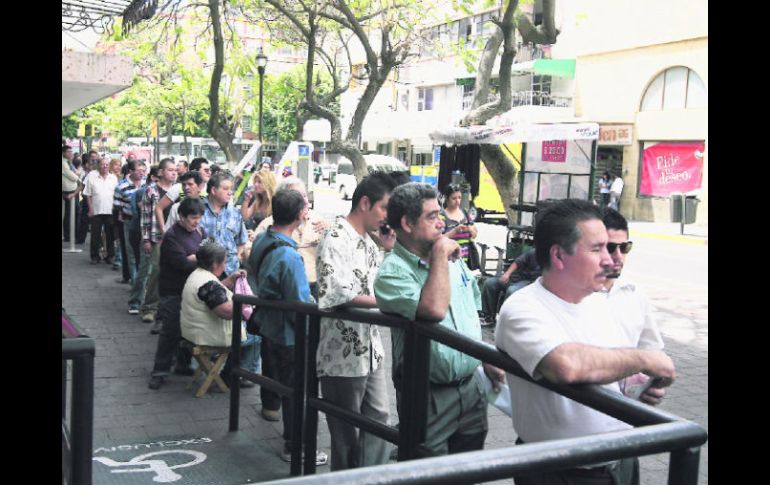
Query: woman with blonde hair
[
  {"left": 109, "top": 158, "right": 123, "bottom": 178},
  {"left": 240, "top": 169, "right": 276, "bottom": 230}
]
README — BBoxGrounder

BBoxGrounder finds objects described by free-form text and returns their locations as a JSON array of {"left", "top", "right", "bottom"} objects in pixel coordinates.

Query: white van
[{"left": 335, "top": 154, "right": 408, "bottom": 200}]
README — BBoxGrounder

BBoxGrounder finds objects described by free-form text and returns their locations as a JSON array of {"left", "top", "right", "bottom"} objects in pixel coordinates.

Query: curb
[{"left": 633, "top": 231, "right": 708, "bottom": 245}]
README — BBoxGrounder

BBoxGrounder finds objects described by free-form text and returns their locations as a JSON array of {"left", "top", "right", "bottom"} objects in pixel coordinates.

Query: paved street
[{"left": 63, "top": 185, "right": 707, "bottom": 485}]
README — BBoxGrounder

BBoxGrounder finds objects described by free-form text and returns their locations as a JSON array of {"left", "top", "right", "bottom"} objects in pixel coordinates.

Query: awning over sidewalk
[{"left": 430, "top": 122, "right": 599, "bottom": 145}]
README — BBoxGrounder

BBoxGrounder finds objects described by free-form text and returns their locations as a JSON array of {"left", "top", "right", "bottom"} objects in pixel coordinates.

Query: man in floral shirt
[{"left": 315, "top": 173, "right": 397, "bottom": 470}]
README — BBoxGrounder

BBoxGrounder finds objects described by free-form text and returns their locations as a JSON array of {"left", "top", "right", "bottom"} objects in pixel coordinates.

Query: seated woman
[
  {"left": 181, "top": 241, "right": 260, "bottom": 387},
  {"left": 440, "top": 183, "right": 479, "bottom": 269},
  {"left": 240, "top": 170, "right": 276, "bottom": 231}
]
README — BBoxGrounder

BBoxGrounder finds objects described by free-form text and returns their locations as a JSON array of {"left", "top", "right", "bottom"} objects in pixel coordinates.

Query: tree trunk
[
  {"left": 206, "top": 0, "right": 237, "bottom": 163},
  {"left": 480, "top": 144, "right": 520, "bottom": 223},
  {"left": 165, "top": 113, "right": 173, "bottom": 155}
]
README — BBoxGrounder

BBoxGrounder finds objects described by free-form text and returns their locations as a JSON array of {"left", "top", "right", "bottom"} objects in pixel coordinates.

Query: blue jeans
[
  {"left": 127, "top": 231, "right": 152, "bottom": 311},
  {"left": 223, "top": 332, "right": 262, "bottom": 377},
  {"left": 151, "top": 295, "right": 192, "bottom": 376},
  {"left": 123, "top": 223, "right": 138, "bottom": 283}
]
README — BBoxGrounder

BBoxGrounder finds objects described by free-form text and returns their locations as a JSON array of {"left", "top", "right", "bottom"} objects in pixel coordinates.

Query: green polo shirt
[{"left": 374, "top": 241, "right": 482, "bottom": 385}]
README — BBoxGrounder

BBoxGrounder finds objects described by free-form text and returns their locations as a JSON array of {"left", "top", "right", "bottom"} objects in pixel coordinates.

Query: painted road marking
[{"left": 93, "top": 450, "right": 207, "bottom": 483}]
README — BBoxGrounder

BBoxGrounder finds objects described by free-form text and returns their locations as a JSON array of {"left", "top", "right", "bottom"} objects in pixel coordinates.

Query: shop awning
[
  {"left": 533, "top": 59, "right": 576, "bottom": 78},
  {"left": 429, "top": 121, "right": 599, "bottom": 146},
  {"left": 512, "top": 59, "right": 576, "bottom": 79}
]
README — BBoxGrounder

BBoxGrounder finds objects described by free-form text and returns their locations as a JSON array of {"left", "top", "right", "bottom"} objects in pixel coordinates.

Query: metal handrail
[
  {"left": 257, "top": 422, "right": 703, "bottom": 485},
  {"left": 229, "top": 296, "right": 707, "bottom": 484},
  {"left": 62, "top": 329, "right": 95, "bottom": 485}
]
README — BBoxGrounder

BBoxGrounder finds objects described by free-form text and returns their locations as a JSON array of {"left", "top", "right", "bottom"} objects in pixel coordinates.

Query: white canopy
[{"left": 429, "top": 121, "right": 599, "bottom": 146}]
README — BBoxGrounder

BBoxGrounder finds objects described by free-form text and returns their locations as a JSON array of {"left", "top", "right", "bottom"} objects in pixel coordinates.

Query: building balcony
[{"left": 461, "top": 90, "right": 572, "bottom": 111}]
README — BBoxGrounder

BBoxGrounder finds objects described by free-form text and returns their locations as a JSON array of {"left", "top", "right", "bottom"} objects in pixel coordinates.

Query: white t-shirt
[
  {"left": 83, "top": 173, "right": 119, "bottom": 215},
  {"left": 599, "top": 277, "right": 664, "bottom": 350},
  {"left": 610, "top": 177, "right": 624, "bottom": 195},
  {"left": 163, "top": 202, "right": 181, "bottom": 233},
  {"left": 163, "top": 183, "right": 183, "bottom": 203},
  {"left": 494, "top": 278, "right": 632, "bottom": 443}
]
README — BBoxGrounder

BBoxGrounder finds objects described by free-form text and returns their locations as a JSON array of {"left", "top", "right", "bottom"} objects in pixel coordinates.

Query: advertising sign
[
  {"left": 542, "top": 140, "right": 567, "bottom": 162},
  {"left": 639, "top": 142, "right": 704, "bottom": 196},
  {"left": 599, "top": 125, "right": 633, "bottom": 145}
]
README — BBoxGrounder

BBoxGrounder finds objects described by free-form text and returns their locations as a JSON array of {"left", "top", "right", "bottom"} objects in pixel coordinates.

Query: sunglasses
[{"left": 606, "top": 241, "right": 633, "bottom": 254}]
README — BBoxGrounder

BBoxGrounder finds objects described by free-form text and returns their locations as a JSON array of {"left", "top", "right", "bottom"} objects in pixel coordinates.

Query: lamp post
[{"left": 255, "top": 47, "right": 268, "bottom": 149}]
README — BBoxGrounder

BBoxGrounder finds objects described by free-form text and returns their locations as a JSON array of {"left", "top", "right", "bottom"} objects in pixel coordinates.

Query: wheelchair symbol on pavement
[{"left": 93, "top": 450, "right": 207, "bottom": 483}]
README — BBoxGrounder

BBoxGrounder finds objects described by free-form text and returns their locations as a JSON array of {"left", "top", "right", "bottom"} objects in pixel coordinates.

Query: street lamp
[{"left": 255, "top": 47, "right": 268, "bottom": 145}]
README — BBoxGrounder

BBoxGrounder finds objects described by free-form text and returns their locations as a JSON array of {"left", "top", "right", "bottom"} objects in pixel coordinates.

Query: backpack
[{"left": 245, "top": 237, "right": 292, "bottom": 335}]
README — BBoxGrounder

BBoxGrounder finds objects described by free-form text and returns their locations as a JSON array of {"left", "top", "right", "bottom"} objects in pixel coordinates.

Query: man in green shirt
[{"left": 374, "top": 183, "right": 505, "bottom": 455}]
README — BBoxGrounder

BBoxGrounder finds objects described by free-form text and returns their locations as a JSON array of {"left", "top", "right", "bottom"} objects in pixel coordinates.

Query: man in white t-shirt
[
  {"left": 609, "top": 173, "right": 624, "bottom": 211},
  {"left": 495, "top": 199, "right": 675, "bottom": 485}
]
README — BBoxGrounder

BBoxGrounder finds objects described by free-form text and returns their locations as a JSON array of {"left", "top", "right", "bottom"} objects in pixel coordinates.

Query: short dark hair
[
  {"left": 389, "top": 171, "right": 412, "bottom": 187},
  {"left": 272, "top": 189, "right": 306, "bottom": 226},
  {"left": 601, "top": 207, "right": 629, "bottom": 233},
  {"left": 147, "top": 166, "right": 159, "bottom": 183},
  {"left": 62, "top": 145, "right": 72, "bottom": 154},
  {"left": 442, "top": 183, "right": 462, "bottom": 198},
  {"left": 207, "top": 171, "right": 233, "bottom": 193},
  {"left": 159, "top": 158, "right": 175, "bottom": 170},
  {"left": 351, "top": 172, "right": 397, "bottom": 210},
  {"left": 534, "top": 199, "right": 603, "bottom": 270},
  {"left": 196, "top": 241, "right": 227, "bottom": 271},
  {"left": 125, "top": 160, "right": 138, "bottom": 173},
  {"left": 178, "top": 160, "right": 189, "bottom": 169},
  {"left": 180, "top": 170, "right": 202, "bottom": 186},
  {"left": 178, "top": 197, "right": 205, "bottom": 218},
  {"left": 386, "top": 182, "right": 438, "bottom": 230},
  {"left": 189, "top": 158, "right": 209, "bottom": 171}
]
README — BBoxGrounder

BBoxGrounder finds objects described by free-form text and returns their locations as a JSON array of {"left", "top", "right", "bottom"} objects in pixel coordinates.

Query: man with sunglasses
[
  {"left": 495, "top": 200, "right": 675, "bottom": 485},
  {"left": 601, "top": 208, "right": 666, "bottom": 404}
]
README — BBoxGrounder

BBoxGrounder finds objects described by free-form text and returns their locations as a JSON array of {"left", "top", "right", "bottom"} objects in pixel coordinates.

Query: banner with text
[{"left": 639, "top": 142, "right": 704, "bottom": 196}]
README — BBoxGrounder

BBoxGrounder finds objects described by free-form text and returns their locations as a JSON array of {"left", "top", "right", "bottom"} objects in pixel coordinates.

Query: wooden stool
[{"left": 181, "top": 341, "right": 231, "bottom": 398}]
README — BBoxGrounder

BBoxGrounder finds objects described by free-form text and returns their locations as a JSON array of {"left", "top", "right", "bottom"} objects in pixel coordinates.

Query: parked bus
[{"left": 121, "top": 136, "right": 258, "bottom": 165}]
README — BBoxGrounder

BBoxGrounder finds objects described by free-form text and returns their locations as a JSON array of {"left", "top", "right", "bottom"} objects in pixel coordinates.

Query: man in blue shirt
[
  {"left": 201, "top": 171, "right": 248, "bottom": 277},
  {"left": 246, "top": 188, "right": 327, "bottom": 466}
]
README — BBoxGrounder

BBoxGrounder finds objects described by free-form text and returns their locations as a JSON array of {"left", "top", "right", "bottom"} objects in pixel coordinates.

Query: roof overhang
[{"left": 62, "top": 51, "right": 133, "bottom": 116}]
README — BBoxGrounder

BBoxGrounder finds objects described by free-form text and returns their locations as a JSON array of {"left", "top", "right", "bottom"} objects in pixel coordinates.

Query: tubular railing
[
  {"left": 230, "top": 296, "right": 707, "bottom": 484},
  {"left": 62, "top": 310, "right": 95, "bottom": 485}
]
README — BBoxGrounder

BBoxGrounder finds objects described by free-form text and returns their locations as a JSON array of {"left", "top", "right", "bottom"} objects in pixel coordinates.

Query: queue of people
[{"left": 67, "top": 145, "right": 674, "bottom": 484}]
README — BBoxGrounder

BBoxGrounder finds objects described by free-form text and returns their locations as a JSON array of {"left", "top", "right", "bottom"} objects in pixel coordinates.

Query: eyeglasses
[{"left": 606, "top": 241, "right": 633, "bottom": 254}]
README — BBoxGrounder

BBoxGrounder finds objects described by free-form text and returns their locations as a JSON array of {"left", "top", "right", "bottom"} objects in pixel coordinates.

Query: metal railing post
[
  {"left": 303, "top": 314, "right": 321, "bottom": 475},
  {"left": 62, "top": 359, "right": 67, "bottom": 420},
  {"left": 71, "top": 350, "right": 94, "bottom": 485},
  {"left": 398, "top": 324, "right": 430, "bottom": 461},
  {"left": 290, "top": 313, "right": 309, "bottom": 476},
  {"left": 668, "top": 446, "right": 701, "bottom": 485},
  {"left": 63, "top": 196, "right": 82, "bottom": 253},
  {"left": 229, "top": 300, "right": 243, "bottom": 432}
]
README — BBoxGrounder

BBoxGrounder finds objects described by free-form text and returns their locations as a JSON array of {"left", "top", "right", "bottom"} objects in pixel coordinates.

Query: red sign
[
  {"left": 639, "top": 142, "right": 704, "bottom": 196},
  {"left": 542, "top": 140, "right": 567, "bottom": 162}
]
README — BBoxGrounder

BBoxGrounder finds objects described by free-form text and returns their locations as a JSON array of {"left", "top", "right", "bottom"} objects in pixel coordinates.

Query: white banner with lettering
[{"left": 430, "top": 122, "right": 599, "bottom": 146}]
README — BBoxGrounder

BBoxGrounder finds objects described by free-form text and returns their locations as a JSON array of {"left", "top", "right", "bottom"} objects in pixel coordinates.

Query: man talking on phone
[
  {"left": 374, "top": 183, "right": 505, "bottom": 456},
  {"left": 495, "top": 200, "right": 675, "bottom": 485}
]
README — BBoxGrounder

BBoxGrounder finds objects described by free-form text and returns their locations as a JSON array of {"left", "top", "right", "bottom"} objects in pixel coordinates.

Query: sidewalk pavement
[
  {"left": 629, "top": 221, "right": 707, "bottom": 244},
  {"left": 63, "top": 228, "right": 706, "bottom": 485}
]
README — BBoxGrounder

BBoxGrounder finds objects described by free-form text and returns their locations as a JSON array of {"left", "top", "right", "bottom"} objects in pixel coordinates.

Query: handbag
[{"left": 234, "top": 275, "right": 255, "bottom": 322}]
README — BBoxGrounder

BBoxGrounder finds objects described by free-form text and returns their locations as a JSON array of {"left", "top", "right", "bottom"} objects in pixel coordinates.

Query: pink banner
[{"left": 639, "top": 142, "right": 704, "bottom": 196}]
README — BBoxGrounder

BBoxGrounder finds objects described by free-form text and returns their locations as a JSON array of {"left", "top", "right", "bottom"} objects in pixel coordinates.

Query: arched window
[{"left": 640, "top": 67, "right": 706, "bottom": 111}]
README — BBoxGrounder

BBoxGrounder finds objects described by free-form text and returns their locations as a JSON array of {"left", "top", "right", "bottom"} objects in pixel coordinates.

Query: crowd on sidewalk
[{"left": 63, "top": 142, "right": 680, "bottom": 485}]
